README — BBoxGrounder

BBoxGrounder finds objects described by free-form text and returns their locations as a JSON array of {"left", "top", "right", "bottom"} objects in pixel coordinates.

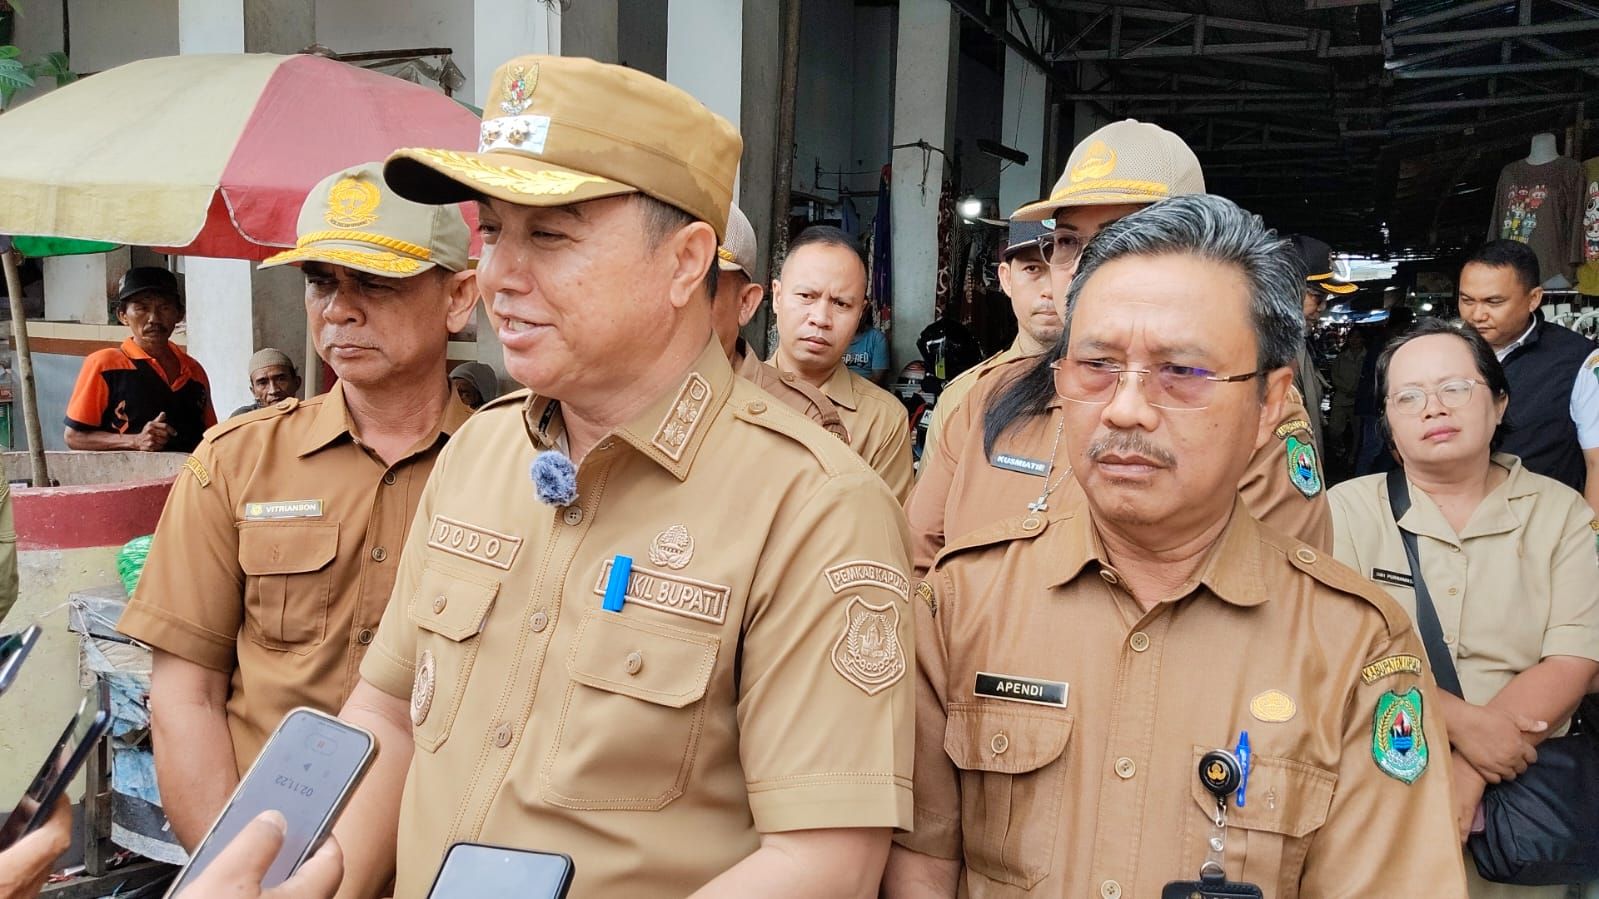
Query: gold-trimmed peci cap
[
  {"left": 260, "top": 162, "right": 469, "bottom": 277},
  {"left": 384, "top": 55, "right": 743, "bottom": 240},
  {"left": 1011, "top": 119, "right": 1204, "bottom": 222}
]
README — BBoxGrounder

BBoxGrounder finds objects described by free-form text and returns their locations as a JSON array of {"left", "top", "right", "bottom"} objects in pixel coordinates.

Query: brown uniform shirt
[
  {"left": 906, "top": 355, "right": 1331, "bottom": 576},
  {"left": 897, "top": 501, "right": 1467, "bottom": 898},
  {"left": 117, "top": 384, "right": 471, "bottom": 771},
  {"left": 922, "top": 342, "right": 1025, "bottom": 467},
  {"left": 733, "top": 339, "right": 849, "bottom": 441},
  {"left": 776, "top": 362, "right": 915, "bottom": 503},
  {"left": 361, "top": 337, "right": 914, "bottom": 898}
]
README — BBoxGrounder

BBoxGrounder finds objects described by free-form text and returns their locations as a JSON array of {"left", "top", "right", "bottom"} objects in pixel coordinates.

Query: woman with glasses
[{"left": 1329, "top": 318, "right": 1599, "bottom": 899}]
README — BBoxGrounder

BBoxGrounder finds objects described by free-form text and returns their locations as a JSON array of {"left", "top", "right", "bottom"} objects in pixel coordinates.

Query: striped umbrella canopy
[{"left": 0, "top": 52, "right": 481, "bottom": 259}]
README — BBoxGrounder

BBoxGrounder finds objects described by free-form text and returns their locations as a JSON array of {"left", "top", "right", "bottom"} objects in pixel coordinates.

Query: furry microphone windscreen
[{"left": 530, "top": 450, "right": 579, "bottom": 506}]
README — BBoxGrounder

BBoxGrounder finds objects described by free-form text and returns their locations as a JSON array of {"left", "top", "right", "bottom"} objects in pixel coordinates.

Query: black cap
[
  {"left": 114, "top": 267, "right": 182, "bottom": 308},
  {"left": 1287, "top": 235, "right": 1356, "bottom": 295},
  {"left": 1001, "top": 219, "right": 1051, "bottom": 261}
]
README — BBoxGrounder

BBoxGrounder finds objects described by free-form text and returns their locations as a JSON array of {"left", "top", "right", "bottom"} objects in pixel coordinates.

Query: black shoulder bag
[{"left": 1387, "top": 468, "right": 1599, "bottom": 885}]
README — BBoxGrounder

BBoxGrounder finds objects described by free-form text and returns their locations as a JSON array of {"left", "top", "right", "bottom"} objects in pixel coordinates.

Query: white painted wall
[
  {"left": 42, "top": 248, "right": 127, "bottom": 325},
  {"left": 9, "top": 0, "right": 179, "bottom": 107},
  {"left": 999, "top": 9, "right": 1047, "bottom": 218},
  {"left": 667, "top": 0, "right": 740, "bottom": 130},
  {"left": 317, "top": 0, "right": 474, "bottom": 98}
]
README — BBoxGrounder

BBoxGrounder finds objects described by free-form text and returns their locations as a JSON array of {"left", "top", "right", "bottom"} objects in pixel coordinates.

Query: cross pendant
[{"left": 1027, "top": 498, "right": 1048, "bottom": 513}]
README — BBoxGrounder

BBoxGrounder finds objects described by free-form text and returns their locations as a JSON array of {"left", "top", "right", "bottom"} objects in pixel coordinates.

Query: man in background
[{"left": 229, "top": 348, "right": 301, "bottom": 418}]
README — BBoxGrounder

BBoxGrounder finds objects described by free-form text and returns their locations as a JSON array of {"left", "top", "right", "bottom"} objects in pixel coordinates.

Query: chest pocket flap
[
  {"left": 238, "top": 522, "right": 338, "bottom": 575},
  {"left": 944, "top": 703, "right": 1073, "bottom": 774},
  {"left": 409, "top": 562, "right": 499, "bottom": 641},
  {"left": 1188, "top": 745, "right": 1336, "bottom": 837},
  {"left": 567, "top": 610, "right": 718, "bottom": 708}
]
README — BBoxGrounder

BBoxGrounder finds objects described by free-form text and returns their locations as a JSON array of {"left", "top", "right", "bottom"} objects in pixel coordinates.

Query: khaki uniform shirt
[
  {"left": 361, "top": 337, "right": 915, "bottom": 899},
  {"left": 117, "top": 384, "right": 470, "bottom": 770},
  {"left": 897, "top": 501, "right": 1466, "bottom": 898},
  {"left": 906, "top": 356, "right": 1331, "bottom": 577},
  {"left": 922, "top": 342, "right": 1025, "bottom": 467},
  {"left": 1330, "top": 455, "right": 1599, "bottom": 899},
  {"left": 793, "top": 363, "right": 915, "bottom": 503},
  {"left": 733, "top": 340, "right": 849, "bottom": 441}
]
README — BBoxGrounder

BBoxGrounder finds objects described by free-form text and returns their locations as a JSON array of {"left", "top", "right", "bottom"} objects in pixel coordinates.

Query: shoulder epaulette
[
  {"left": 478, "top": 387, "right": 533, "bottom": 413},
  {"left": 203, "top": 397, "right": 300, "bottom": 443}
]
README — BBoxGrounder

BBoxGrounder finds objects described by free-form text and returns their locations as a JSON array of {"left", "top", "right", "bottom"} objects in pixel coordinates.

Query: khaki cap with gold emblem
[
  {"left": 260, "top": 162, "right": 470, "bottom": 277},
  {"left": 719, "top": 203, "right": 757, "bottom": 274},
  {"left": 1010, "top": 119, "right": 1205, "bottom": 221},
  {"left": 384, "top": 55, "right": 743, "bottom": 240}
]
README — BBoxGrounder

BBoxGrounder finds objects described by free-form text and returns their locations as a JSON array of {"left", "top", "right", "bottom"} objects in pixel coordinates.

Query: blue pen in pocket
[
  {"left": 1235, "top": 730, "right": 1252, "bottom": 807},
  {"left": 602, "top": 555, "right": 632, "bottom": 612}
]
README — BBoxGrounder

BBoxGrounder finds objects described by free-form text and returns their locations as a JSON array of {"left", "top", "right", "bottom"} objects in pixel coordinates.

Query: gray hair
[{"left": 1064, "top": 193, "right": 1305, "bottom": 373}]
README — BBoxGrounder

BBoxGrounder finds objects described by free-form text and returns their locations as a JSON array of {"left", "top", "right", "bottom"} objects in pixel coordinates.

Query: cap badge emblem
[
  {"left": 649, "top": 524, "right": 695, "bottom": 570},
  {"left": 499, "top": 63, "right": 538, "bottom": 116},
  {"left": 1069, "top": 140, "right": 1118, "bottom": 182},
  {"left": 325, "top": 176, "right": 381, "bottom": 228}
]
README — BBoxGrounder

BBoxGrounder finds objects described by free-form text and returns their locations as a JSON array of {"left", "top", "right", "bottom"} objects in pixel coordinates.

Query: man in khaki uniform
[
  {"left": 331, "top": 56, "right": 913, "bottom": 899},
  {"left": 715, "top": 203, "right": 848, "bottom": 440},
  {"left": 906, "top": 120, "right": 1329, "bottom": 577},
  {"left": 885, "top": 195, "right": 1465, "bottom": 898},
  {"left": 922, "top": 220, "right": 1059, "bottom": 465},
  {"left": 116, "top": 162, "right": 475, "bottom": 849},
  {"left": 770, "top": 225, "right": 915, "bottom": 501}
]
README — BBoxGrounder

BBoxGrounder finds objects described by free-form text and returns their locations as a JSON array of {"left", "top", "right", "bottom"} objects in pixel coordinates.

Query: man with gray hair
[{"left": 884, "top": 195, "right": 1465, "bottom": 897}]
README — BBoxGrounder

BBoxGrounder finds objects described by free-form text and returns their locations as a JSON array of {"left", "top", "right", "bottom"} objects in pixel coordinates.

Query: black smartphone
[
  {"left": 1161, "top": 878, "right": 1265, "bottom": 899},
  {"left": 0, "top": 624, "right": 42, "bottom": 697},
  {"left": 163, "top": 707, "right": 374, "bottom": 897},
  {"left": 427, "top": 842, "right": 576, "bottom": 899},
  {"left": 0, "top": 683, "right": 112, "bottom": 849}
]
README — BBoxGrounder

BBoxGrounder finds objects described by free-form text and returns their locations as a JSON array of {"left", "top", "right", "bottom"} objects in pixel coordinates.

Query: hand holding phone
[
  {"left": 0, "top": 686, "right": 112, "bottom": 850},
  {"left": 163, "top": 708, "right": 374, "bottom": 898},
  {"left": 0, "top": 625, "right": 42, "bottom": 697},
  {"left": 172, "top": 810, "right": 343, "bottom": 899}
]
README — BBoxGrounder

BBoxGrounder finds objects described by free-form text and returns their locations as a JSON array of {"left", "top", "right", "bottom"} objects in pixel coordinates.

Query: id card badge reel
[{"left": 1162, "top": 736, "right": 1264, "bottom": 899}]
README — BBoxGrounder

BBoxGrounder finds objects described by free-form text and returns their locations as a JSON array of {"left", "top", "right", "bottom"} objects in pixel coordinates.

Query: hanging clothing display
[
  {"left": 1577, "top": 156, "right": 1599, "bottom": 297},
  {"left": 1489, "top": 156, "right": 1584, "bottom": 284}
]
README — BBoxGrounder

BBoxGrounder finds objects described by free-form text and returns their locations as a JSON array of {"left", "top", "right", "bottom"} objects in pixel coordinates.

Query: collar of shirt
[
  {"left": 1391, "top": 452, "right": 1538, "bottom": 543},
  {"left": 1495, "top": 316, "right": 1541, "bottom": 361},
  {"left": 521, "top": 334, "right": 736, "bottom": 482},
  {"left": 119, "top": 336, "right": 203, "bottom": 388},
  {"left": 820, "top": 362, "right": 861, "bottom": 411},
  {"left": 1042, "top": 497, "right": 1271, "bottom": 607},
  {"left": 295, "top": 379, "right": 472, "bottom": 458}
]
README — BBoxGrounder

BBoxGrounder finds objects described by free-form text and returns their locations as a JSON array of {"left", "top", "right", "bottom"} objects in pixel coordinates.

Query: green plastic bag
[{"left": 117, "top": 535, "right": 153, "bottom": 598}]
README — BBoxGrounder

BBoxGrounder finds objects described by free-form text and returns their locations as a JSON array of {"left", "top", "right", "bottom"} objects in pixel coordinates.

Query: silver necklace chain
[{"left": 1028, "top": 411, "right": 1074, "bottom": 513}]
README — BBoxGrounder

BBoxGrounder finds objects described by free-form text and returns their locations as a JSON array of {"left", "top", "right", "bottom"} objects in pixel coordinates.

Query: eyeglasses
[
  {"left": 1034, "top": 232, "right": 1087, "bottom": 269},
  {"left": 1386, "top": 379, "right": 1483, "bottom": 416},
  {"left": 1050, "top": 358, "right": 1261, "bottom": 410}
]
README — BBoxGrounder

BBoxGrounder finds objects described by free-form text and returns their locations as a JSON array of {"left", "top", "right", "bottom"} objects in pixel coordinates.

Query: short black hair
[
  {"left": 1376, "top": 317, "right": 1511, "bottom": 450},
  {"left": 782, "top": 226, "right": 868, "bottom": 274},
  {"left": 1464, "top": 239, "right": 1541, "bottom": 292},
  {"left": 634, "top": 194, "right": 719, "bottom": 296}
]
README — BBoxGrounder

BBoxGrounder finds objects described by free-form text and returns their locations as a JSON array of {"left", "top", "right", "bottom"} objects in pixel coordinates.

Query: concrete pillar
[
  {"left": 42, "top": 248, "right": 129, "bottom": 325},
  {"left": 563, "top": 0, "right": 619, "bottom": 63},
  {"left": 999, "top": 9, "right": 1048, "bottom": 219},
  {"left": 177, "top": 0, "right": 243, "bottom": 54},
  {"left": 243, "top": 0, "right": 314, "bottom": 54},
  {"left": 737, "top": 0, "right": 779, "bottom": 356},
  {"left": 667, "top": 0, "right": 742, "bottom": 131},
  {"left": 473, "top": 0, "right": 560, "bottom": 107},
  {"left": 889, "top": 0, "right": 958, "bottom": 369},
  {"left": 182, "top": 258, "right": 256, "bottom": 415}
]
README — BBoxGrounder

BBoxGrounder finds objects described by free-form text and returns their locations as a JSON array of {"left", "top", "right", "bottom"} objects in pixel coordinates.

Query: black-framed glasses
[
  {"left": 1050, "top": 358, "right": 1261, "bottom": 410},
  {"left": 1386, "top": 379, "right": 1483, "bottom": 416},
  {"left": 1035, "top": 232, "right": 1087, "bottom": 269}
]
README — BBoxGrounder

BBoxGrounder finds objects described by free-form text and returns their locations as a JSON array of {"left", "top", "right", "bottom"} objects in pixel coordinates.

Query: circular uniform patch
[
  {"left": 1285, "top": 435, "right": 1323, "bottom": 498},
  {"left": 410, "top": 649, "right": 437, "bottom": 727}
]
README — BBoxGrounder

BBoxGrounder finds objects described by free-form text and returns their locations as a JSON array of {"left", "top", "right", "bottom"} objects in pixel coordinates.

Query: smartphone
[
  {"left": 163, "top": 707, "right": 374, "bottom": 897},
  {"left": 0, "top": 683, "right": 112, "bottom": 849},
  {"left": 427, "top": 842, "right": 575, "bottom": 899},
  {"left": 0, "top": 624, "right": 42, "bottom": 696}
]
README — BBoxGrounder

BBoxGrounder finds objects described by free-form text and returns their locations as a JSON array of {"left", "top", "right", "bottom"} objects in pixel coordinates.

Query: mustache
[{"left": 1086, "top": 430, "right": 1176, "bottom": 468}]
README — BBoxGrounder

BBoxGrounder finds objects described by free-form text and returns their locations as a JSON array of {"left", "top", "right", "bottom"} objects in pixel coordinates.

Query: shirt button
[
  {"left": 747, "top": 400, "right": 767, "bottom": 414},
  {"left": 529, "top": 611, "right": 549, "bottom": 633},
  {"left": 563, "top": 507, "right": 583, "bottom": 526},
  {"left": 370, "top": 546, "right": 387, "bottom": 562},
  {"left": 1021, "top": 516, "right": 1041, "bottom": 531},
  {"left": 1295, "top": 547, "right": 1317, "bottom": 564},
  {"left": 1450, "top": 545, "right": 1461, "bottom": 553},
  {"left": 357, "top": 628, "right": 373, "bottom": 645},
  {"left": 382, "top": 471, "right": 396, "bottom": 486},
  {"left": 1445, "top": 633, "right": 1457, "bottom": 646},
  {"left": 624, "top": 651, "right": 644, "bottom": 675},
  {"left": 1447, "top": 586, "right": 1459, "bottom": 595},
  {"left": 432, "top": 595, "right": 447, "bottom": 614},
  {"left": 1100, "top": 569, "right": 1119, "bottom": 585},
  {"left": 492, "top": 721, "right": 513, "bottom": 748},
  {"left": 1114, "top": 757, "right": 1136, "bottom": 779},
  {"left": 990, "top": 732, "right": 1009, "bottom": 755},
  {"left": 1100, "top": 880, "right": 1123, "bottom": 899},
  {"left": 1129, "top": 631, "right": 1150, "bottom": 652}
]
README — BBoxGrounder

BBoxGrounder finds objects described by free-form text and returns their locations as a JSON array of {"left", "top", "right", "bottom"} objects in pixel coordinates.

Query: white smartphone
[{"left": 162, "top": 707, "right": 374, "bottom": 897}]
